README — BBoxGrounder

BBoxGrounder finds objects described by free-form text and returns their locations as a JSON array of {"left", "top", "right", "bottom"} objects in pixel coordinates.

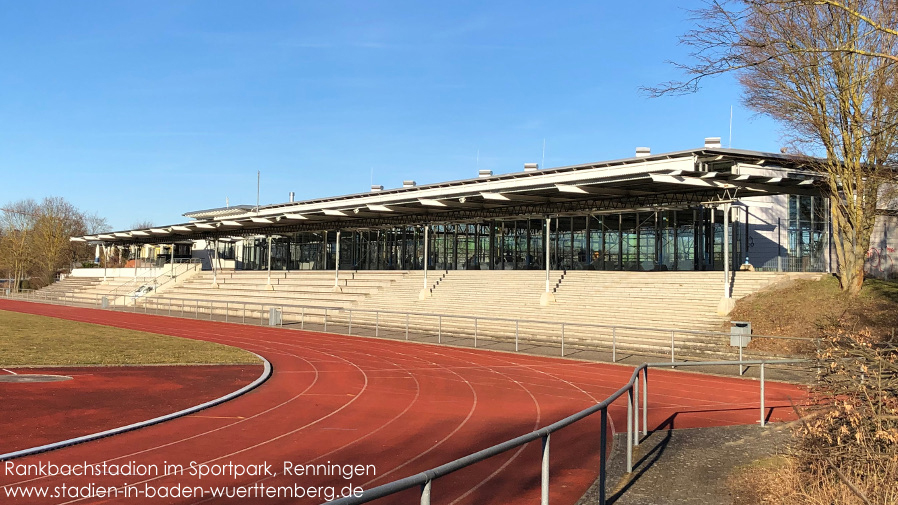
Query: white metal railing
[
  {"left": 0, "top": 292, "right": 812, "bottom": 505},
  {"left": 3, "top": 290, "right": 817, "bottom": 365},
  {"left": 173, "top": 258, "right": 204, "bottom": 264},
  {"left": 325, "top": 358, "right": 809, "bottom": 505},
  {"left": 95, "top": 262, "right": 201, "bottom": 302}
]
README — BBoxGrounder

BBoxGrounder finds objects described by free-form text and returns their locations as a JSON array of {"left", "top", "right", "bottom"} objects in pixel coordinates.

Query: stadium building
[
  {"left": 75, "top": 140, "right": 833, "bottom": 265},
  {"left": 72, "top": 138, "right": 897, "bottom": 298}
]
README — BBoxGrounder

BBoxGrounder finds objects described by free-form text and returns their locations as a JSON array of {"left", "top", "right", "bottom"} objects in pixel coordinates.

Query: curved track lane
[
  {"left": 0, "top": 365, "right": 263, "bottom": 455},
  {"left": 0, "top": 300, "right": 807, "bottom": 505}
]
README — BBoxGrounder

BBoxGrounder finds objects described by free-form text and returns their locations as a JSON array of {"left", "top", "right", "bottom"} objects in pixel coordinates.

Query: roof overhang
[{"left": 76, "top": 147, "right": 827, "bottom": 244}]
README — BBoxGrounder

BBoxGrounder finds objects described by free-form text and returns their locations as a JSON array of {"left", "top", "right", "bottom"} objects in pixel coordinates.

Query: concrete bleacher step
[
  {"left": 270, "top": 311, "right": 742, "bottom": 360},
  {"left": 35, "top": 277, "right": 104, "bottom": 300},
  {"left": 145, "top": 270, "right": 410, "bottom": 311},
  {"left": 351, "top": 270, "right": 791, "bottom": 335},
  {"left": 118, "top": 269, "right": 802, "bottom": 358}
]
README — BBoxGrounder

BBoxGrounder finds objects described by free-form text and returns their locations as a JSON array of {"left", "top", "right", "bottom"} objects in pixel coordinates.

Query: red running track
[
  {"left": 0, "top": 300, "right": 808, "bottom": 505},
  {"left": 0, "top": 365, "right": 262, "bottom": 454}
]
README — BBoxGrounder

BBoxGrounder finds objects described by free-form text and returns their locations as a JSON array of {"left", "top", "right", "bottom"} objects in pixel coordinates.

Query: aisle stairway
[
  {"left": 124, "top": 268, "right": 815, "bottom": 360},
  {"left": 149, "top": 270, "right": 409, "bottom": 310},
  {"left": 348, "top": 270, "right": 811, "bottom": 359},
  {"left": 29, "top": 264, "right": 202, "bottom": 306},
  {"left": 32, "top": 276, "right": 103, "bottom": 301}
]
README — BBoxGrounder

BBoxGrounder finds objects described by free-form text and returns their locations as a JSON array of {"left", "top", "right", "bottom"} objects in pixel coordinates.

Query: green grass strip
[{"left": 0, "top": 310, "right": 260, "bottom": 366}]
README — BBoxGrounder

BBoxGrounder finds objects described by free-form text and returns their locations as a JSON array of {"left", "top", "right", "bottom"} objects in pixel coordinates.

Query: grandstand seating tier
[{"left": 37, "top": 268, "right": 816, "bottom": 359}]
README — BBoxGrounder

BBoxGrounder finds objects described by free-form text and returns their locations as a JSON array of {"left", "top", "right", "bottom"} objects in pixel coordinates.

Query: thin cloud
[{"left": 516, "top": 119, "right": 542, "bottom": 130}]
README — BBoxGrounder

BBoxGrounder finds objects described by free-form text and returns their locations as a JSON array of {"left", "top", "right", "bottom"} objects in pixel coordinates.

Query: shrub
[{"left": 794, "top": 329, "right": 898, "bottom": 504}]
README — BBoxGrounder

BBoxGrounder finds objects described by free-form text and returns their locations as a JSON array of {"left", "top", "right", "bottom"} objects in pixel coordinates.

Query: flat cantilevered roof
[{"left": 73, "top": 147, "right": 826, "bottom": 245}]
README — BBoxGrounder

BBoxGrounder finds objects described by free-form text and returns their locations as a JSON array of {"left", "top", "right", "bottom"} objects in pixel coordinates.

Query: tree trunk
[
  {"left": 840, "top": 262, "right": 865, "bottom": 295},
  {"left": 837, "top": 232, "right": 869, "bottom": 296}
]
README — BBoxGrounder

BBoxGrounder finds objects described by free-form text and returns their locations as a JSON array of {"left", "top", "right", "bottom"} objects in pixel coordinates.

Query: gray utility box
[
  {"left": 730, "top": 321, "right": 752, "bottom": 347},
  {"left": 101, "top": 296, "right": 109, "bottom": 309},
  {"left": 268, "top": 307, "right": 282, "bottom": 326}
]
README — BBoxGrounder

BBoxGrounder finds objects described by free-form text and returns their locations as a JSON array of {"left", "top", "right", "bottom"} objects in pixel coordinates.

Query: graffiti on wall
[{"left": 866, "top": 246, "right": 897, "bottom": 279}]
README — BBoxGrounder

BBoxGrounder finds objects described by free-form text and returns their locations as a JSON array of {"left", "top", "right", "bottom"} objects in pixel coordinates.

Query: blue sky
[{"left": 0, "top": 1, "right": 785, "bottom": 231}]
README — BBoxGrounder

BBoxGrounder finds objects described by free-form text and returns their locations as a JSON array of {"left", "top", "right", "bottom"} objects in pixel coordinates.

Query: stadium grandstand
[{"left": 51, "top": 139, "right": 895, "bottom": 358}]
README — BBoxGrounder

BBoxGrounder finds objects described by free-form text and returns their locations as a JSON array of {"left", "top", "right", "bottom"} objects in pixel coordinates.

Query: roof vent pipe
[
  {"left": 370, "top": 185, "right": 383, "bottom": 192},
  {"left": 635, "top": 147, "right": 651, "bottom": 157},
  {"left": 289, "top": 192, "right": 295, "bottom": 202},
  {"left": 478, "top": 169, "right": 493, "bottom": 178},
  {"left": 704, "top": 137, "right": 722, "bottom": 148},
  {"left": 523, "top": 163, "right": 539, "bottom": 172},
  {"left": 402, "top": 180, "right": 416, "bottom": 188}
]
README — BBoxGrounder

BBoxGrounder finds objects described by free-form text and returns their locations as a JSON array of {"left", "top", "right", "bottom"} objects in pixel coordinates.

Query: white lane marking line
[{"left": 2, "top": 368, "right": 18, "bottom": 375}]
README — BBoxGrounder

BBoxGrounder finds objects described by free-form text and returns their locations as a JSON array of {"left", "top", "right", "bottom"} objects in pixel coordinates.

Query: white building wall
[
  {"left": 866, "top": 215, "right": 897, "bottom": 279},
  {"left": 743, "top": 194, "right": 788, "bottom": 271},
  {"left": 188, "top": 238, "right": 240, "bottom": 271}
]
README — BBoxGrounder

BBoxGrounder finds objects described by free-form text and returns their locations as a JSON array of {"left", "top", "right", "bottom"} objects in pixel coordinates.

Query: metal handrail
[
  {"left": 328, "top": 365, "right": 645, "bottom": 505},
  {"left": 0, "top": 291, "right": 811, "bottom": 505},
  {"left": 326, "top": 358, "right": 809, "bottom": 505},
  {"left": 87, "top": 263, "right": 200, "bottom": 301},
  {"left": 134, "top": 294, "right": 811, "bottom": 343},
  {"left": 3, "top": 290, "right": 817, "bottom": 363},
  {"left": 138, "top": 262, "right": 201, "bottom": 295},
  {"left": 173, "top": 258, "right": 203, "bottom": 264}
]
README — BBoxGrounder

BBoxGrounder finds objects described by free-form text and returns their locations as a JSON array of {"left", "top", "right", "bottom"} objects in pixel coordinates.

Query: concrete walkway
[{"left": 578, "top": 423, "right": 793, "bottom": 505}]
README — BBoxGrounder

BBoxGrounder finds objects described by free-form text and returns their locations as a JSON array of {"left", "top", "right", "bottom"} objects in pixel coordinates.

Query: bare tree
[
  {"left": 648, "top": 0, "right": 898, "bottom": 295},
  {"left": 0, "top": 200, "right": 38, "bottom": 292},
  {"left": 0, "top": 198, "right": 111, "bottom": 290},
  {"left": 82, "top": 212, "right": 110, "bottom": 235},
  {"left": 130, "top": 220, "right": 154, "bottom": 230},
  {"left": 31, "top": 197, "right": 92, "bottom": 286}
]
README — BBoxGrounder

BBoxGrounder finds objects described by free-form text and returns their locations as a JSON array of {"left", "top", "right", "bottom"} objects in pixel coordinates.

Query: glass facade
[
  {"left": 786, "top": 195, "right": 829, "bottom": 272},
  {"left": 238, "top": 208, "right": 765, "bottom": 272}
]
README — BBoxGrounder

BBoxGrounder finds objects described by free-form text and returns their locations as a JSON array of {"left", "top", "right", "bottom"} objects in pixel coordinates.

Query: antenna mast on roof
[
  {"left": 541, "top": 139, "right": 546, "bottom": 169},
  {"left": 729, "top": 106, "right": 733, "bottom": 148}
]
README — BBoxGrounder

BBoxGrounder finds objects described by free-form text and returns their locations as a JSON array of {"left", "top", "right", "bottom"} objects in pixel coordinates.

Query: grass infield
[{"left": 0, "top": 310, "right": 260, "bottom": 366}]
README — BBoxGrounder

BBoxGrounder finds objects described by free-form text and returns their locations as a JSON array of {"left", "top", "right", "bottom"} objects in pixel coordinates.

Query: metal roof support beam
[
  {"left": 88, "top": 190, "right": 769, "bottom": 245},
  {"left": 333, "top": 230, "right": 342, "bottom": 292},
  {"left": 211, "top": 239, "right": 219, "bottom": 287},
  {"left": 480, "top": 192, "right": 547, "bottom": 203},
  {"left": 419, "top": 224, "right": 430, "bottom": 300},
  {"left": 265, "top": 235, "right": 273, "bottom": 290},
  {"left": 540, "top": 216, "right": 556, "bottom": 306},
  {"left": 650, "top": 174, "right": 732, "bottom": 188},
  {"left": 718, "top": 203, "right": 735, "bottom": 315},
  {"left": 724, "top": 179, "right": 820, "bottom": 197},
  {"left": 554, "top": 184, "right": 635, "bottom": 197},
  {"left": 433, "top": 198, "right": 482, "bottom": 209},
  {"left": 141, "top": 191, "right": 721, "bottom": 240}
]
